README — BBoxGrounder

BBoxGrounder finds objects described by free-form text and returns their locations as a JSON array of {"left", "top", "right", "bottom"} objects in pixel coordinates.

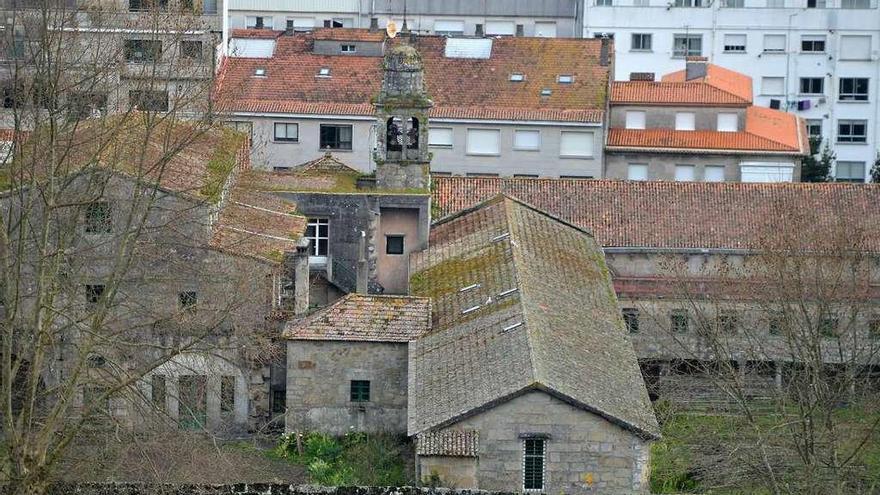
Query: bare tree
[
  {"left": 640, "top": 203, "right": 880, "bottom": 494},
  {"left": 0, "top": 1, "right": 290, "bottom": 493}
]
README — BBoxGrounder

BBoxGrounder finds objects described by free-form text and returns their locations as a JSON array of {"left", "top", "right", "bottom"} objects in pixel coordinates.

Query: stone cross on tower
[{"left": 373, "top": 41, "right": 433, "bottom": 190}]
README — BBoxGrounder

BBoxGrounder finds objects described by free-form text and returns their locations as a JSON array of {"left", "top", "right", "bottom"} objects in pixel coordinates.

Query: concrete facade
[
  {"left": 604, "top": 151, "right": 802, "bottom": 182},
  {"left": 285, "top": 340, "right": 408, "bottom": 435},
  {"left": 417, "top": 391, "right": 650, "bottom": 494}
]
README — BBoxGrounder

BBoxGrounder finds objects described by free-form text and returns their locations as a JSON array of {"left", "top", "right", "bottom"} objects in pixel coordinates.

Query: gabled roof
[
  {"left": 611, "top": 80, "right": 751, "bottom": 107},
  {"left": 661, "top": 63, "right": 753, "bottom": 103},
  {"left": 283, "top": 293, "right": 431, "bottom": 342},
  {"left": 295, "top": 152, "right": 361, "bottom": 174},
  {"left": 407, "top": 195, "right": 658, "bottom": 438},
  {"left": 215, "top": 30, "right": 608, "bottom": 123},
  {"left": 430, "top": 178, "right": 880, "bottom": 252}
]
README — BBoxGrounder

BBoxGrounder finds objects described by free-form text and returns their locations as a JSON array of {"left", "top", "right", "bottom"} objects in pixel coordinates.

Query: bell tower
[{"left": 373, "top": 41, "right": 432, "bottom": 190}]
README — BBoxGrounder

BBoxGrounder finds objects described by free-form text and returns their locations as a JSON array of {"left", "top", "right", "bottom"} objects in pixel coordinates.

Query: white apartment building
[
  {"left": 224, "top": 0, "right": 579, "bottom": 37},
  {"left": 582, "top": 0, "right": 880, "bottom": 182}
]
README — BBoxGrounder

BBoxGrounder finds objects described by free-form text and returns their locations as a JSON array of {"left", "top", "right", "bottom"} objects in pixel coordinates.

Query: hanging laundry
[
  {"left": 797, "top": 100, "right": 812, "bottom": 111},
  {"left": 769, "top": 99, "right": 781, "bottom": 109}
]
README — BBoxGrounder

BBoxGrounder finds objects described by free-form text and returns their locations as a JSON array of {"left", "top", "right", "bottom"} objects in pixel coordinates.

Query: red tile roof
[
  {"left": 431, "top": 177, "right": 880, "bottom": 252},
  {"left": 611, "top": 81, "right": 750, "bottom": 107},
  {"left": 215, "top": 30, "right": 609, "bottom": 123},
  {"left": 312, "top": 28, "right": 385, "bottom": 41},
  {"left": 662, "top": 63, "right": 753, "bottom": 102},
  {"left": 607, "top": 107, "right": 808, "bottom": 155},
  {"left": 229, "top": 28, "right": 282, "bottom": 39}
]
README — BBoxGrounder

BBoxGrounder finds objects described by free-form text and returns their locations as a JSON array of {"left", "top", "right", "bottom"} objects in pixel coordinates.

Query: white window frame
[
  {"left": 466, "top": 128, "right": 501, "bottom": 156},
  {"left": 628, "top": 163, "right": 649, "bottom": 181},
  {"left": 835, "top": 161, "right": 866, "bottom": 182},
  {"left": 631, "top": 33, "right": 652, "bottom": 51},
  {"left": 839, "top": 35, "right": 872, "bottom": 60},
  {"left": 723, "top": 33, "right": 747, "bottom": 53},
  {"left": 801, "top": 34, "right": 826, "bottom": 53},
  {"left": 485, "top": 21, "right": 515, "bottom": 36},
  {"left": 273, "top": 122, "right": 299, "bottom": 142},
  {"left": 704, "top": 165, "right": 726, "bottom": 182},
  {"left": 763, "top": 34, "right": 786, "bottom": 53},
  {"left": 428, "top": 127, "right": 454, "bottom": 148},
  {"left": 761, "top": 77, "right": 785, "bottom": 96},
  {"left": 740, "top": 162, "right": 794, "bottom": 183},
  {"left": 717, "top": 113, "right": 738, "bottom": 132},
  {"left": 534, "top": 21, "right": 557, "bottom": 38},
  {"left": 673, "top": 34, "right": 702, "bottom": 57},
  {"left": 799, "top": 77, "right": 824, "bottom": 95},
  {"left": 306, "top": 218, "right": 329, "bottom": 264},
  {"left": 626, "top": 111, "right": 646, "bottom": 129},
  {"left": 837, "top": 119, "right": 867, "bottom": 143},
  {"left": 513, "top": 130, "right": 541, "bottom": 151},
  {"left": 675, "top": 112, "right": 696, "bottom": 131},
  {"left": 839, "top": 78, "right": 869, "bottom": 102},
  {"left": 675, "top": 164, "right": 696, "bottom": 182},
  {"left": 559, "top": 131, "right": 594, "bottom": 158},
  {"left": 434, "top": 19, "right": 464, "bottom": 36}
]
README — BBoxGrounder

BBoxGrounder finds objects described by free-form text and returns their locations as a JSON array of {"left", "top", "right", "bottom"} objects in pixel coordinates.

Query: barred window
[
  {"left": 350, "top": 380, "right": 370, "bottom": 402},
  {"left": 523, "top": 438, "right": 545, "bottom": 491}
]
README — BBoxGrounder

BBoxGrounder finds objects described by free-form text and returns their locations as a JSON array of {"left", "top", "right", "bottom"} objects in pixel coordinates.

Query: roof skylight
[
  {"left": 557, "top": 74, "right": 573, "bottom": 84},
  {"left": 509, "top": 73, "right": 524, "bottom": 82},
  {"left": 253, "top": 67, "right": 266, "bottom": 77},
  {"left": 541, "top": 88, "right": 552, "bottom": 96},
  {"left": 317, "top": 67, "right": 331, "bottom": 77}
]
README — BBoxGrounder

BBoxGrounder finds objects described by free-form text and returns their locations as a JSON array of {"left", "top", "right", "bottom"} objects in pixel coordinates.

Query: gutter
[{"left": 605, "top": 146, "right": 804, "bottom": 156}]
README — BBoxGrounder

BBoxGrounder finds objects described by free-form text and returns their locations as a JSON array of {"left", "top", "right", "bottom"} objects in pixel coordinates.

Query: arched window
[
  {"left": 387, "top": 117, "right": 402, "bottom": 152},
  {"left": 407, "top": 117, "right": 419, "bottom": 149}
]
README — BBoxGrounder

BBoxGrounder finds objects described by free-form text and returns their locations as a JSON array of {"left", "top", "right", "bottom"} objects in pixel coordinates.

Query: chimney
[
  {"left": 356, "top": 231, "right": 368, "bottom": 295},
  {"left": 629, "top": 72, "right": 655, "bottom": 81},
  {"left": 599, "top": 36, "right": 610, "bottom": 67},
  {"left": 282, "top": 238, "right": 311, "bottom": 315},
  {"left": 369, "top": 17, "right": 378, "bottom": 32},
  {"left": 475, "top": 23, "right": 484, "bottom": 37},
  {"left": 685, "top": 56, "right": 708, "bottom": 81}
]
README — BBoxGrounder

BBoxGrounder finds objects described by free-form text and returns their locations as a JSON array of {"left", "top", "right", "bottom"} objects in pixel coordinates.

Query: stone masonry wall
[
  {"left": 37, "top": 484, "right": 517, "bottom": 495},
  {"left": 286, "top": 340, "right": 409, "bottom": 435},
  {"left": 419, "top": 390, "right": 650, "bottom": 494}
]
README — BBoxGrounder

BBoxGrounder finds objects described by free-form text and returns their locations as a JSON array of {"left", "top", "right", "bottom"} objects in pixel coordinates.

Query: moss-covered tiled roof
[{"left": 407, "top": 195, "right": 659, "bottom": 439}]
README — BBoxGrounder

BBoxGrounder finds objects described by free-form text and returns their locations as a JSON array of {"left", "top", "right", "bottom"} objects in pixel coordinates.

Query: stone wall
[
  {"left": 418, "top": 390, "right": 651, "bottom": 494},
  {"left": 37, "top": 484, "right": 516, "bottom": 495},
  {"left": 286, "top": 340, "right": 409, "bottom": 435}
]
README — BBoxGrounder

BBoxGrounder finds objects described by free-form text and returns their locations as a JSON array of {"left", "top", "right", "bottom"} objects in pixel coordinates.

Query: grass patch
[
  {"left": 200, "top": 127, "right": 245, "bottom": 203},
  {"left": 274, "top": 431, "right": 412, "bottom": 486}
]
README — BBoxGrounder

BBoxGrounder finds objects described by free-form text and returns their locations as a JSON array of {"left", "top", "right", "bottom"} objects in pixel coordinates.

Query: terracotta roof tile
[
  {"left": 611, "top": 80, "right": 750, "bottom": 106},
  {"left": 431, "top": 178, "right": 880, "bottom": 252},
  {"left": 311, "top": 27, "right": 385, "bottom": 42},
  {"left": 215, "top": 31, "right": 609, "bottom": 123},
  {"left": 283, "top": 293, "right": 431, "bottom": 342},
  {"left": 229, "top": 28, "right": 282, "bottom": 39},
  {"left": 662, "top": 63, "right": 753, "bottom": 102}
]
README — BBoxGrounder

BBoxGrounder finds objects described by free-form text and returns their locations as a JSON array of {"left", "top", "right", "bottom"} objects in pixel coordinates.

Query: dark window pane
[
  {"left": 523, "top": 438, "right": 545, "bottom": 490},
  {"left": 386, "top": 235, "right": 404, "bottom": 255},
  {"left": 350, "top": 380, "right": 370, "bottom": 402},
  {"left": 152, "top": 375, "right": 166, "bottom": 412},
  {"left": 220, "top": 376, "right": 235, "bottom": 413}
]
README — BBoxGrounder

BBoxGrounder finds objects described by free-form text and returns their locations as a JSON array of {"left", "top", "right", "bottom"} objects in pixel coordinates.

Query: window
[
  {"left": 835, "top": 161, "right": 865, "bottom": 182},
  {"left": 819, "top": 314, "right": 838, "bottom": 337},
  {"left": 510, "top": 73, "right": 525, "bottom": 82},
  {"left": 768, "top": 313, "right": 783, "bottom": 335},
  {"left": 842, "top": 0, "right": 870, "bottom": 7},
  {"left": 319, "top": 124, "right": 352, "bottom": 150},
  {"left": 671, "top": 309, "right": 689, "bottom": 333},
  {"left": 523, "top": 438, "right": 545, "bottom": 491},
  {"left": 675, "top": 112, "right": 695, "bottom": 131},
  {"left": 801, "top": 35, "right": 826, "bottom": 53},
  {"left": 674, "top": 0, "right": 704, "bottom": 6},
  {"left": 631, "top": 33, "right": 652, "bottom": 51},
  {"left": 305, "top": 218, "right": 329, "bottom": 260},
  {"left": 272, "top": 389, "right": 286, "bottom": 414},
  {"left": 328, "top": 18, "right": 353, "bottom": 28},
  {"left": 807, "top": 0, "right": 826, "bottom": 7},
  {"left": 540, "top": 88, "right": 552, "bottom": 96},
  {"left": 513, "top": 130, "right": 540, "bottom": 151},
  {"left": 534, "top": 22, "right": 556, "bottom": 38},
  {"left": 287, "top": 17, "right": 314, "bottom": 32},
  {"left": 719, "top": 310, "right": 738, "bottom": 333},
  {"left": 178, "top": 291, "right": 197, "bottom": 310},
  {"left": 675, "top": 165, "right": 695, "bottom": 182},
  {"left": 839, "top": 78, "right": 869, "bottom": 101},
  {"left": 434, "top": 20, "right": 464, "bottom": 36},
  {"left": 799, "top": 77, "right": 824, "bottom": 95},
  {"left": 220, "top": 376, "right": 235, "bottom": 414},
  {"left": 625, "top": 111, "right": 646, "bottom": 130},
  {"left": 763, "top": 34, "right": 786, "bottom": 53},
  {"left": 385, "top": 235, "right": 404, "bottom": 255},
  {"left": 840, "top": 35, "right": 871, "bottom": 60},
  {"left": 485, "top": 21, "right": 515, "bottom": 36},
  {"left": 628, "top": 163, "right": 648, "bottom": 181},
  {"left": 717, "top": 113, "right": 738, "bottom": 132},
  {"left": 340, "top": 44, "right": 356, "bottom": 53},
  {"left": 124, "top": 39, "right": 161, "bottom": 62},
  {"left": 317, "top": 67, "right": 331, "bottom": 77},
  {"left": 723, "top": 34, "right": 746, "bottom": 53},
  {"left": 68, "top": 92, "right": 107, "bottom": 120},
  {"left": 274, "top": 123, "right": 299, "bottom": 142},
  {"left": 869, "top": 317, "right": 880, "bottom": 339},
  {"left": 253, "top": 68, "right": 266, "bottom": 77},
  {"left": 225, "top": 121, "right": 253, "bottom": 141},
  {"left": 85, "top": 284, "right": 105, "bottom": 305},
  {"left": 178, "top": 375, "right": 207, "bottom": 429},
  {"left": 246, "top": 16, "right": 272, "bottom": 29},
  {"left": 151, "top": 375, "right": 165, "bottom": 412},
  {"left": 673, "top": 34, "right": 702, "bottom": 57},
  {"left": 428, "top": 127, "right": 453, "bottom": 147},
  {"left": 129, "top": 0, "right": 168, "bottom": 11},
  {"left": 559, "top": 131, "right": 594, "bottom": 157},
  {"left": 596, "top": 0, "right": 612, "bottom": 5},
  {"left": 129, "top": 90, "right": 168, "bottom": 112},
  {"left": 350, "top": 380, "right": 370, "bottom": 402},
  {"left": 761, "top": 77, "right": 785, "bottom": 96},
  {"left": 723, "top": 0, "right": 744, "bottom": 6},
  {"left": 466, "top": 129, "right": 501, "bottom": 155},
  {"left": 704, "top": 166, "right": 725, "bottom": 182},
  {"left": 740, "top": 163, "right": 794, "bottom": 182},
  {"left": 84, "top": 201, "right": 112, "bottom": 234},
  {"left": 837, "top": 120, "right": 867, "bottom": 143},
  {"left": 557, "top": 75, "right": 573, "bottom": 84},
  {"left": 806, "top": 119, "right": 822, "bottom": 138},
  {"left": 180, "top": 40, "right": 202, "bottom": 59},
  {"left": 622, "top": 308, "right": 639, "bottom": 334}
]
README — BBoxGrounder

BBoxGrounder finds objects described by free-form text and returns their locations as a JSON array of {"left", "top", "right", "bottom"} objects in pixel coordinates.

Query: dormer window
[
  {"left": 253, "top": 67, "right": 266, "bottom": 77},
  {"left": 540, "top": 88, "right": 552, "bottom": 96},
  {"left": 340, "top": 44, "right": 356, "bottom": 53},
  {"left": 509, "top": 73, "right": 524, "bottom": 82},
  {"left": 557, "top": 74, "right": 573, "bottom": 84},
  {"left": 317, "top": 67, "right": 331, "bottom": 77}
]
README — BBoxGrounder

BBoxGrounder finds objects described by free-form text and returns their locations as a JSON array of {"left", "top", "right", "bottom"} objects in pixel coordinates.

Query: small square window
[
  {"left": 254, "top": 68, "right": 266, "bottom": 77},
  {"left": 622, "top": 308, "right": 639, "bottom": 334},
  {"left": 274, "top": 122, "right": 299, "bottom": 142},
  {"left": 806, "top": 119, "right": 822, "bottom": 138},
  {"left": 178, "top": 291, "right": 197, "bottom": 310},
  {"left": 557, "top": 74, "right": 573, "bottom": 84},
  {"left": 350, "top": 380, "right": 370, "bottom": 402},
  {"left": 799, "top": 77, "right": 824, "bottom": 95},
  {"left": 84, "top": 201, "right": 112, "bottom": 234},
  {"left": 509, "top": 73, "right": 524, "bottom": 82},
  {"left": 631, "top": 33, "right": 652, "bottom": 51},
  {"left": 801, "top": 35, "right": 826, "bottom": 53},
  {"left": 386, "top": 235, "right": 404, "bottom": 255},
  {"left": 85, "top": 284, "right": 105, "bottom": 305},
  {"left": 340, "top": 44, "right": 356, "bottom": 53},
  {"left": 180, "top": 40, "right": 202, "bottom": 59},
  {"left": 671, "top": 309, "right": 689, "bottom": 333}
]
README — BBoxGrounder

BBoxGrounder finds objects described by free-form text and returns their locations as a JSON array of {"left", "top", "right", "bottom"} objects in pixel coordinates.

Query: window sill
[
  {"left": 466, "top": 152, "right": 501, "bottom": 157},
  {"left": 723, "top": 50, "right": 747, "bottom": 54},
  {"left": 559, "top": 154, "right": 594, "bottom": 159},
  {"left": 319, "top": 148, "right": 353, "bottom": 152},
  {"left": 429, "top": 144, "right": 453, "bottom": 149},
  {"left": 800, "top": 52, "right": 826, "bottom": 55},
  {"left": 836, "top": 141, "right": 868, "bottom": 145},
  {"left": 274, "top": 139, "right": 300, "bottom": 143},
  {"left": 761, "top": 51, "right": 786, "bottom": 55},
  {"left": 513, "top": 148, "right": 541, "bottom": 152},
  {"left": 630, "top": 49, "right": 653, "bottom": 53},
  {"left": 837, "top": 99, "right": 870, "bottom": 104}
]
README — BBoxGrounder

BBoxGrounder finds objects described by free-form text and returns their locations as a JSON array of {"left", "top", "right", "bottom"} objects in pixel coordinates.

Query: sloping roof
[
  {"left": 661, "top": 63, "right": 753, "bottom": 102},
  {"left": 416, "top": 430, "right": 480, "bottom": 457},
  {"left": 215, "top": 30, "right": 608, "bottom": 123},
  {"left": 611, "top": 80, "right": 751, "bottom": 107},
  {"left": 312, "top": 28, "right": 385, "bottom": 42},
  {"left": 407, "top": 195, "right": 658, "bottom": 438},
  {"left": 229, "top": 28, "right": 282, "bottom": 39},
  {"left": 607, "top": 107, "right": 808, "bottom": 155},
  {"left": 283, "top": 293, "right": 431, "bottom": 342},
  {"left": 295, "top": 152, "right": 361, "bottom": 174},
  {"left": 430, "top": 178, "right": 880, "bottom": 252}
]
